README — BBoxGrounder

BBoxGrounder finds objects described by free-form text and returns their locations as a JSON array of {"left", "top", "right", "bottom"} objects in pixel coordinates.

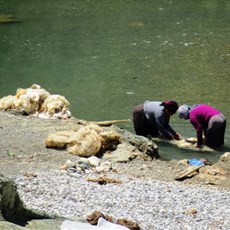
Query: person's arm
[
  {"left": 191, "top": 119, "right": 203, "bottom": 147},
  {"left": 155, "top": 115, "right": 175, "bottom": 139},
  {"left": 167, "top": 125, "right": 181, "bottom": 140}
]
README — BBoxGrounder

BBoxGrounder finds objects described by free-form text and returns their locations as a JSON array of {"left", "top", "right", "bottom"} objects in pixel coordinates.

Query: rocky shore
[{"left": 0, "top": 111, "right": 230, "bottom": 229}]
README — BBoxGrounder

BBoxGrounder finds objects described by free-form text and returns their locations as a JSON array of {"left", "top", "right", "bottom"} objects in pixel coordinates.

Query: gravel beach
[
  {"left": 1, "top": 111, "right": 230, "bottom": 229},
  {"left": 12, "top": 170, "right": 230, "bottom": 230}
]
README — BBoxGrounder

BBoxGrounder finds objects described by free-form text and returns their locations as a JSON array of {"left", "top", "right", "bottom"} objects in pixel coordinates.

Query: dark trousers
[
  {"left": 132, "top": 104, "right": 159, "bottom": 137},
  {"left": 206, "top": 113, "right": 226, "bottom": 148}
]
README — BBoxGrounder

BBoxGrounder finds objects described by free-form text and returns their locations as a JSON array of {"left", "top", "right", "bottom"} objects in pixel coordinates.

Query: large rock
[
  {"left": 103, "top": 142, "right": 142, "bottom": 162},
  {"left": 0, "top": 174, "right": 59, "bottom": 229},
  {"left": 112, "top": 126, "right": 159, "bottom": 160}
]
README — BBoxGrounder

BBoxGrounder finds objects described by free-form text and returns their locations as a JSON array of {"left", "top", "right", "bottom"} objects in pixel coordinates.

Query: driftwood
[
  {"left": 89, "top": 119, "right": 131, "bottom": 126},
  {"left": 87, "top": 177, "right": 122, "bottom": 185},
  {"left": 175, "top": 165, "right": 204, "bottom": 181}
]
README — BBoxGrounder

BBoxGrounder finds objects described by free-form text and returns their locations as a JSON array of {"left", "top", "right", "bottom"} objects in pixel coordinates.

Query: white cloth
[{"left": 61, "top": 217, "right": 129, "bottom": 230}]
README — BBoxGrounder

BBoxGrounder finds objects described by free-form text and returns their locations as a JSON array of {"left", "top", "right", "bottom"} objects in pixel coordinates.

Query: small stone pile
[{"left": 60, "top": 156, "right": 113, "bottom": 175}]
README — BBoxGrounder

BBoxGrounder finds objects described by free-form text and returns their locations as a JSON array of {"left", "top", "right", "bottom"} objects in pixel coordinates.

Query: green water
[{"left": 0, "top": 0, "right": 229, "bottom": 162}]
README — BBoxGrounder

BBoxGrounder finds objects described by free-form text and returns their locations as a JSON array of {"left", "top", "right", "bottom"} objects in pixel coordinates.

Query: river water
[{"left": 0, "top": 0, "right": 229, "bottom": 162}]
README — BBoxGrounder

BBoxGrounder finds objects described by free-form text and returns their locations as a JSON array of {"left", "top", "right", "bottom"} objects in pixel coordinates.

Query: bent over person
[
  {"left": 178, "top": 104, "right": 226, "bottom": 148},
  {"left": 133, "top": 100, "right": 181, "bottom": 140}
]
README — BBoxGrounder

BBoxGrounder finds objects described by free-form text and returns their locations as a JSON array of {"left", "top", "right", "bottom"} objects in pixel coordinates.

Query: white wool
[{"left": 0, "top": 84, "right": 71, "bottom": 119}]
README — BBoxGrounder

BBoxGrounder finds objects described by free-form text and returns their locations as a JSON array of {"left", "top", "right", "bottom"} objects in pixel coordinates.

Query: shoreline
[{"left": 0, "top": 111, "right": 230, "bottom": 229}]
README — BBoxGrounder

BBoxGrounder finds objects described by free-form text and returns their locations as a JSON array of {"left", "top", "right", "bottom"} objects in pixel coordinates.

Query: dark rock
[{"left": 0, "top": 174, "right": 54, "bottom": 226}]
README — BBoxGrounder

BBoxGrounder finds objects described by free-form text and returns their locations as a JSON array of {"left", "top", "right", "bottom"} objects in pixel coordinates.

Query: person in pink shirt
[{"left": 178, "top": 104, "right": 226, "bottom": 149}]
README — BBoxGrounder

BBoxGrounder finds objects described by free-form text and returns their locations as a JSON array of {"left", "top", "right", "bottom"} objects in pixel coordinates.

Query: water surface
[{"left": 0, "top": 0, "right": 229, "bottom": 161}]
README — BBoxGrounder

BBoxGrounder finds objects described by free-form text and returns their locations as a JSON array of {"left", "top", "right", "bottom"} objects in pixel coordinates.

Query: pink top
[{"left": 189, "top": 104, "right": 220, "bottom": 145}]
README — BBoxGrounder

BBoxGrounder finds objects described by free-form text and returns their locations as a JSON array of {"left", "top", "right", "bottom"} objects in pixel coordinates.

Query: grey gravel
[{"left": 12, "top": 171, "right": 230, "bottom": 230}]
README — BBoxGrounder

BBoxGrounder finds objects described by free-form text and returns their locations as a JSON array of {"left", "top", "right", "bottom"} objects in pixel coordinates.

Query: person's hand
[{"left": 173, "top": 132, "right": 181, "bottom": 140}]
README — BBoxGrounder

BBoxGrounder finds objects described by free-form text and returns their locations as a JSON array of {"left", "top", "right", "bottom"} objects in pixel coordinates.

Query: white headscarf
[{"left": 178, "top": 104, "right": 191, "bottom": 119}]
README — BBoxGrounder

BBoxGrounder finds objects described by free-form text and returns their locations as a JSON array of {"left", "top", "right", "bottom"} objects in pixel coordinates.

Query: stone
[
  {"left": 112, "top": 126, "right": 159, "bottom": 159},
  {"left": 0, "top": 174, "right": 54, "bottom": 228},
  {"left": 199, "top": 165, "right": 228, "bottom": 176},
  {"left": 116, "top": 218, "right": 140, "bottom": 230},
  {"left": 174, "top": 153, "right": 230, "bottom": 187},
  {"left": 219, "top": 152, "right": 230, "bottom": 162},
  {"left": 88, "top": 156, "right": 100, "bottom": 167},
  {"left": 103, "top": 142, "right": 142, "bottom": 162},
  {"left": 195, "top": 173, "right": 228, "bottom": 185}
]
